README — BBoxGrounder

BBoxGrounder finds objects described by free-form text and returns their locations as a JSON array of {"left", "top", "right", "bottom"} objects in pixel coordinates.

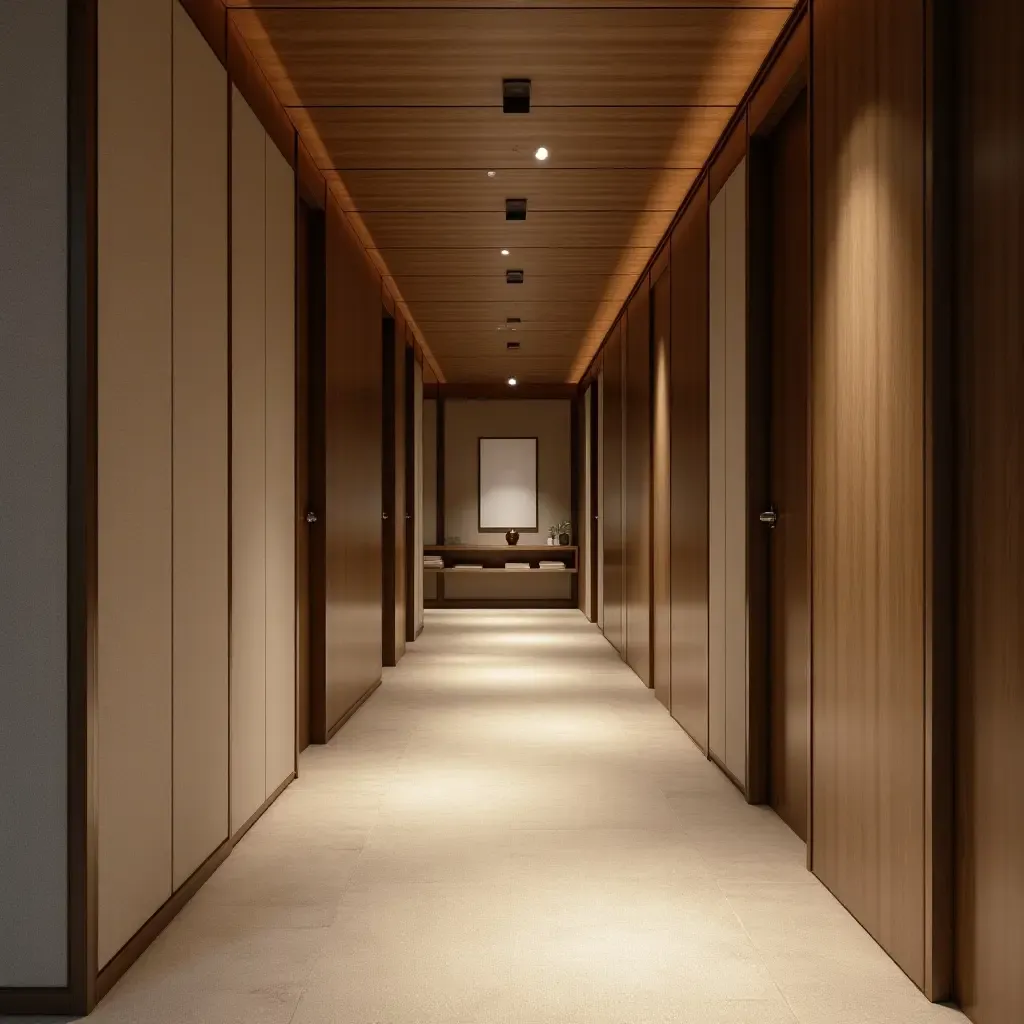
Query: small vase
[
  {"left": 505, "top": 529, "right": 520, "bottom": 546},
  {"left": 558, "top": 532, "right": 570, "bottom": 546}
]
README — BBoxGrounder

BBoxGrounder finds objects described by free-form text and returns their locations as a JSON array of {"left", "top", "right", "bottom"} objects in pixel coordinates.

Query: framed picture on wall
[{"left": 478, "top": 437, "right": 539, "bottom": 532}]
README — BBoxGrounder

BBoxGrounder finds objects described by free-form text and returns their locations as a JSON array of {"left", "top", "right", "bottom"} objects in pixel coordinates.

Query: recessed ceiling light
[
  {"left": 501, "top": 249, "right": 510, "bottom": 256},
  {"left": 534, "top": 146, "right": 549, "bottom": 161},
  {"left": 487, "top": 170, "right": 496, "bottom": 178},
  {"left": 508, "top": 376, "right": 518, "bottom": 387}
]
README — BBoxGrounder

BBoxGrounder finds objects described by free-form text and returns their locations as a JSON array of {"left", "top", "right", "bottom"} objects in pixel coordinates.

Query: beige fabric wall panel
[
  {"left": 171, "top": 2, "right": 230, "bottom": 890},
  {"left": 723, "top": 161, "right": 748, "bottom": 784},
  {"left": 708, "top": 188, "right": 728, "bottom": 765},
  {"left": 230, "top": 87, "right": 268, "bottom": 835},
  {"left": 264, "top": 136, "right": 297, "bottom": 797},
  {"left": 444, "top": 399, "right": 572, "bottom": 601},
  {"left": 97, "top": 0, "right": 174, "bottom": 968},
  {"left": 0, "top": 0, "right": 69, "bottom": 986}
]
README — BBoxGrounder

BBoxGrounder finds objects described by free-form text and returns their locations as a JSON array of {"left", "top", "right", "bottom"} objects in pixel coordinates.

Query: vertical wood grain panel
[
  {"left": 171, "top": 3, "right": 229, "bottom": 888},
  {"left": 264, "top": 136, "right": 296, "bottom": 793},
  {"left": 669, "top": 188, "right": 710, "bottom": 751},
  {"left": 413, "top": 358, "right": 425, "bottom": 633},
  {"left": 97, "top": 0, "right": 174, "bottom": 967},
  {"left": 601, "top": 325, "right": 625, "bottom": 654},
  {"left": 596, "top": 370, "right": 605, "bottom": 630},
  {"left": 811, "top": 0, "right": 927, "bottom": 985},
  {"left": 625, "top": 281, "right": 652, "bottom": 687},
  {"left": 230, "top": 86, "right": 267, "bottom": 831},
  {"left": 651, "top": 269, "right": 672, "bottom": 709},
  {"left": 324, "top": 200, "right": 383, "bottom": 730},
  {"left": 955, "top": 2, "right": 1024, "bottom": 1019},
  {"left": 723, "top": 161, "right": 748, "bottom": 784}
]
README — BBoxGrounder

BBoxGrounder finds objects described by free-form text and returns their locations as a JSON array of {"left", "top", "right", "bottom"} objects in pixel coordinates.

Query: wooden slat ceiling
[{"left": 225, "top": 0, "right": 794, "bottom": 382}]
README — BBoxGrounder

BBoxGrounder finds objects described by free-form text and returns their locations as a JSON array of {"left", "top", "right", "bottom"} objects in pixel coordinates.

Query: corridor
[{"left": 83, "top": 610, "right": 964, "bottom": 1024}]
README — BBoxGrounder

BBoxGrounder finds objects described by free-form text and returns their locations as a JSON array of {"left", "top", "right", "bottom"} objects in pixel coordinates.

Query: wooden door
[
  {"left": 298, "top": 202, "right": 326, "bottom": 751},
  {"left": 651, "top": 269, "right": 672, "bottom": 708},
  {"left": 381, "top": 316, "right": 401, "bottom": 667},
  {"left": 766, "top": 93, "right": 810, "bottom": 840},
  {"left": 601, "top": 325, "right": 625, "bottom": 653}
]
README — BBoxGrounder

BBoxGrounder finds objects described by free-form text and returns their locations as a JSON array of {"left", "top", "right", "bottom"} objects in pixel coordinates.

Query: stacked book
[
  {"left": 504, "top": 562, "right": 531, "bottom": 571},
  {"left": 423, "top": 554, "right": 444, "bottom": 570},
  {"left": 452, "top": 564, "right": 483, "bottom": 571},
  {"left": 538, "top": 560, "right": 566, "bottom": 571}
]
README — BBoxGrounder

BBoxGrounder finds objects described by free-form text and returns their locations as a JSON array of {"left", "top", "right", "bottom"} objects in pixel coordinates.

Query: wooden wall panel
[
  {"left": 625, "top": 280, "right": 652, "bottom": 687},
  {"left": 811, "top": 0, "right": 927, "bottom": 986},
  {"left": 669, "top": 189, "right": 710, "bottom": 751},
  {"left": 601, "top": 325, "right": 625, "bottom": 654},
  {"left": 171, "top": 3, "right": 229, "bottom": 889},
  {"left": 651, "top": 270, "right": 672, "bottom": 708},
  {"left": 264, "top": 136, "right": 297, "bottom": 794},
  {"left": 96, "top": 0, "right": 174, "bottom": 968},
  {"left": 413, "top": 358, "right": 425, "bottom": 634},
  {"left": 325, "top": 200, "right": 384, "bottom": 730},
  {"left": 955, "top": 2, "right": 1024, "bottom": 1020},
  {"left": 230, "top": 86, "right": 268, "bottom": 833}
]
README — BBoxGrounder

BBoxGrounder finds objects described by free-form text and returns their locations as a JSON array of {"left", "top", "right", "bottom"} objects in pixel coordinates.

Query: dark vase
[
  {"left": 558, "top": 532, "right": 570, "bottom": 546},
  {"left": 505, "top": 529, "right": 520, "bottom": 546}
]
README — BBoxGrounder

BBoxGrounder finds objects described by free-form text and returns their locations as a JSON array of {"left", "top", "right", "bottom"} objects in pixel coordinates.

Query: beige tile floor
[{"left": 82, "top": 609, "right": 967, "bottom": 1024}]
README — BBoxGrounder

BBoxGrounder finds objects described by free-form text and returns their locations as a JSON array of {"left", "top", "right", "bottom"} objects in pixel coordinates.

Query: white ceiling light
[
  {"left": 507, "top": 376, "right": 518, "bottom": 387},
  {"left": 534, "top": 146, "right": 549, "bottom": 161},
  {"left": 501, "top": 249, "right": 510, "bottom": 256},
  {"left": 487, "top": 170, "right": 497, "bottom": 178}
]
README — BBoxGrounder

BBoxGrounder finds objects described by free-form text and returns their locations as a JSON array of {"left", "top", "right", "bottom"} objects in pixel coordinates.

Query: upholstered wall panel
[
  {"left": 230, "top": 86, "right": 268, "bottom": 834},
  {"left": 171, "top": 2, "right": 230, "bottom": 888},
  {"left": 97, "top": 0, "right": 174, "bottom": 968},
  {"left": 602, "top": 326, "right": 625, "bottom": 653},
  {"left": 0, "top": 0, "right": 69, "bottom": 987},
  {"left": 414, "top": 361, "right": 425, "bottom": 629},
  {"left": 264, "top": 135, "right": 296, "bottom": 796},
  {"left": 423, "top": 397, "right": 438, "bottom": 602}
]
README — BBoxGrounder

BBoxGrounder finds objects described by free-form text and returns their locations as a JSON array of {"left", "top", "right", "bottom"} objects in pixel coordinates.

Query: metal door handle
[
  {"left": 382, "top": 512, "right": 389, "bottom": 520},
  {"left": 759, "top": 506, "right": 778, "bottom": 529},
  {"left": 305, "top": 511, "right": 317, "bottom": 524}
]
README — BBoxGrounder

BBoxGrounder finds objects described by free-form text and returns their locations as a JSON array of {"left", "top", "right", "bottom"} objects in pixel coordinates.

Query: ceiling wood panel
[
  {"left": 289, "top": 106, "right": 729, "bottom": 171},
  {"left": 231, "top": 8, "right": 790, "bottom": 107},
  {"left": 227, "top": 0, "right": 794, "bottom": 381},
  {"left": 390, "top": 275, "right": 636, "bottom": 305},
  {"left": 359, "top": 211, "right": 673, "bottom": 250},
  {"left": 333, "top": 169, "right": 696, "bottom": 212},
  {"left": 370, "top": 247, "right": 654, "bottom": 279}
]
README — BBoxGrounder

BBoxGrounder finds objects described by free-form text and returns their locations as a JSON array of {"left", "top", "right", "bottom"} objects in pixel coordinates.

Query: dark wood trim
[
  {"left": 297, "top": 137, "right": 325, "bottom": 211},
  {"left": 439, "top": 383, "right": 577, "bottom": 401},
  {"left": 382, "top": 316, "right": 398, "bottom": 667},
  {"left": 709, "top": 749, "right": 746, "bottom": 794},
  {"left": 923, "top": 0, "right": 955, "bottom": 1001},
  {"left": 177, "top": 0, "right": 227, "bottom": 65},
  {"left": 805, "top": 0, "right": 815, "bottom": 871},
  {"left": 650, "top": 243, "right": 670, "bottom": 286},
  {"left": 68, "top": 0, "right": 99, "bottom": 1012},
  {"left": 749, "top": 13, "right": 810, "bottom": 137},
  {"left": 325, "top": 678, "right": 383, "bottom": 742},
  {"left": 477, "top": 436, "right": 540, "bottom": 534},
  {"left": 404, "top": 340, "right": 418, "bottom": 644},
  {"left": 382, "top": 285, "right": 397, "bottom": 317},
  {"left": 426, "top": 598, "right": 577, "bottom": 610},
  {"left": 588, "top": 380, "right": 600, "bottom": 623},
  {"left": 577, "top": 1, "right": 809, "bottom": 386},
  {"left": 710, "top": 117, "right": 749, "bottom": 200},
  {"left": 225, "top": 17, "right": 294, "bottom": 167},
  {"left": 94, "top": 837, "right": 232, "bottom": 1004},
  {"left": 230, "top": 773, "right": 297, "bottom": 846},
  {"left": 570, "top": 393, "right": 581, "bottom": 608}
]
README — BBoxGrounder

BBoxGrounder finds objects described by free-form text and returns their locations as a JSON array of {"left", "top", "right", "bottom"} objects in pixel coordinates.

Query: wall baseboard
[
  {"left": 88, "top": 770, "right": 298, "bottom": 1012},
  {"left": 325, "top": 678, "right": 382, "bottom": 742},
  {"left": 94, "top": 837, "right": 233, "bottom": 1005},
  {"left": 0, "top": 985, "right": 78, "bottom": 1016}
]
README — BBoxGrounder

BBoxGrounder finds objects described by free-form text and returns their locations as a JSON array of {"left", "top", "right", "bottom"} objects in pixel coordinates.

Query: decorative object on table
[
  {"left": 548, "top": 526, "right": 558, "bottom": 544},
  {"left": 554, "top": 520, "right": 572, "bottom": 546},
  {"left": 504, "top": 528, "right": 520, "bottom": 546}
]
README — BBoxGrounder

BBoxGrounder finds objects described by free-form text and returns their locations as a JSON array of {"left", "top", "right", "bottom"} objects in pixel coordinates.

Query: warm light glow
[
  {"left": 501, "top": 249, "right": 510, "bottom": 256},
  {"left": 487, "top": 170, "right": 497, "bottom": 178},
  {"left": 507, "top": 376, "right": 518, "bottom": 387},
  {"left": 534, "top": 146, "right": 549, "bottom": 161}
]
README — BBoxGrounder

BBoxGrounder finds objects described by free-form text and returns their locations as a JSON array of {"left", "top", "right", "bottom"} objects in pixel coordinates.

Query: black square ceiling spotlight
[
  {"left": 505, "top": 198, "right": 528, "bottom": 221},
  {"left": 506, "top": 269, "right": 525, "bottom": 284},
  {"left": 506, "top": 317, "right": 521, "bottom": 324},
  {"left": 502, "top": 79, "right": 531, "bottom": 114},
  {"left": 506, "top": 340, "right": 521, "bottom": 351}
]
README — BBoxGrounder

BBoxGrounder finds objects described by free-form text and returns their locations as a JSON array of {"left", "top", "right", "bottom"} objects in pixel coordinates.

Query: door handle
[
  {"left": 382, "top": 512, "right": 389, "bottom": 520},
  {"left": 759, "top": 506, "right": 778, "bottom": 529},
  {"left": 305, "top": 511, "right": 317, "bottom": 525}
]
